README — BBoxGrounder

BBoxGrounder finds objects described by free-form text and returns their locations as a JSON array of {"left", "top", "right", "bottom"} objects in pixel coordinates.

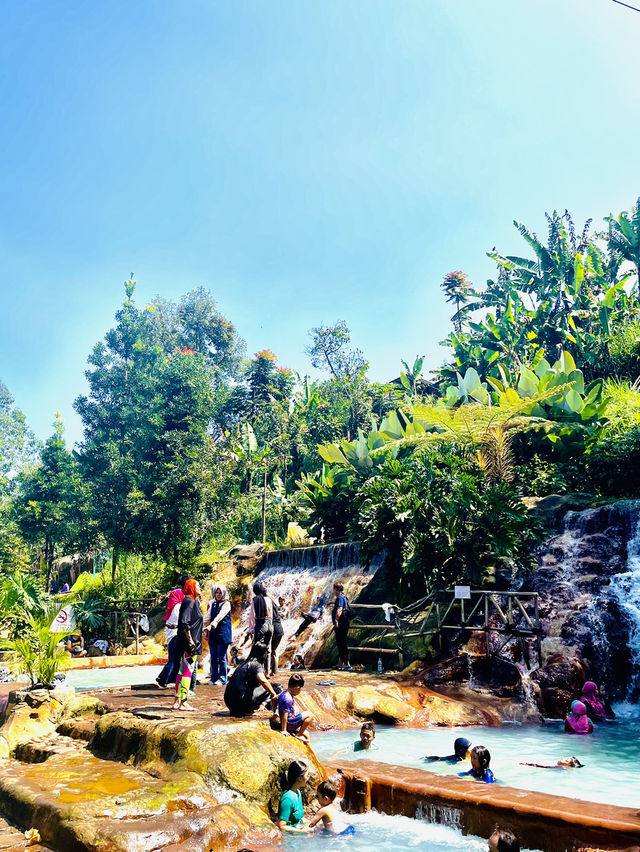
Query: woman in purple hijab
[
  {"left": 564, "top": 700, "right": 594, "bottom": 735},
  {"left": 579, "top": 681, "right": 609, "bottom": 723}
]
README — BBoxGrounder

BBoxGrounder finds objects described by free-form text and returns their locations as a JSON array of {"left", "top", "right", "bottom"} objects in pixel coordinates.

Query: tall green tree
[
  {"left": 75, "top": 278, "right": 217, "bottom": 571},
  {"left": 607, "top": 197, "right": 640, "bottom": 292},
  {"left": 14, "top": 414, "right": 95, "bottom": 585}
]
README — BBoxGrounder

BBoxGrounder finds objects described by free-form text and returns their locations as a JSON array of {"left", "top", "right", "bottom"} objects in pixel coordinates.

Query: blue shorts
[{"left": 286, "top": 713, "right": 304, "bottom": 732}]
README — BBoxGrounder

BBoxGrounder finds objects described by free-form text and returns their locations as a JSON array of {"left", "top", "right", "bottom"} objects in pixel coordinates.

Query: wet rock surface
[{"left": 523, "top": 500, "right": 640, "bottom": 713}]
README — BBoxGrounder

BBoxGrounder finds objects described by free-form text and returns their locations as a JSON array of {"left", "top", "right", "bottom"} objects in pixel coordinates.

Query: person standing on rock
[
  {"left": 332, "top": 583, "right": 352, "bottom": 671},
  {"left": 269, "top": 594, "right": 284, "bottom": 676},
  {"left": 172, "top": 579, "right": 203, "bottom": 712},
  {"left": 249, "top": 582, "right": 273, "bottom": 656},
  {"left": 205, "top": 584, "right": 232, "bottom": 685},
  {"left": 156, "top": 574, "right": 187, "bottom": 688}
]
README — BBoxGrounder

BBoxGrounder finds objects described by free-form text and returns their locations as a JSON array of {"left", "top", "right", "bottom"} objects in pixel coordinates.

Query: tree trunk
[
  {"left": 112, "top": 546, "right": 119, "bottom": 581},
  {"left": 261, "top": 469, "right": 267, "bottom": 544}
]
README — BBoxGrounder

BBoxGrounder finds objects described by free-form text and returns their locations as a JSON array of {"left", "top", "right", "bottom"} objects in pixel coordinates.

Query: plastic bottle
[{"left": 377, "top": 657, "right": 383, "bottom": 674}]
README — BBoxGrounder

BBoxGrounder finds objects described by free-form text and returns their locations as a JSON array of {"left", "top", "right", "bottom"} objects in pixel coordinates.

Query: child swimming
[
  {"left": 459, "top": 745, "right": 495, "bottom": 783},
  {"left": 520, "top": 756, "right": 584, "bottom": 770},
  {"left": 425, "top": 736, "right": 471, "bottom": 764}
]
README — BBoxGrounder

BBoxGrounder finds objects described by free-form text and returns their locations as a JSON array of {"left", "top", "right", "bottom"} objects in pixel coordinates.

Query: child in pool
[
  {"left": 277, "top": 760, "right": 308, "bottom": 831},
  {"left": 520, "top": 756, "right": 584, "bottom": 769},
  {"left": 354, "top": 721, "right": 377, "bottom": 751},
  {"left": 425, "top": 736, "right": 471, "bottom": 764},
  {"left": 306, "top": 780, "right": 354, "bottom": 835},
  {"left": 459, "top": 745, "right": 495, "bottom": 783}
]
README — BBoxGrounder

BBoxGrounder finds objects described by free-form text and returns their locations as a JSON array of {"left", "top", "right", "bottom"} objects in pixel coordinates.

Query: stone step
[
  {"left": 55, "top": 718, "right": 97, "bottom": 742},
  {"left": 0, "top": 814, "right": 53, "bottom": 851},
  {"left": 0, "top": 735, "right": 280, "bottom": 851}
]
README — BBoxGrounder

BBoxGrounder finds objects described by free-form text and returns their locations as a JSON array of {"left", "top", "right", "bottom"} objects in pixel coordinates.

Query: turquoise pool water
[
  {"left": 283, "top": 810, "right": 538, "bottom": 852},
  {"left": 311, "top": 706, "right": 640, "bottom": 809},
  {"left": 63, "top": 664, "right": 160, "bottom": 691}
]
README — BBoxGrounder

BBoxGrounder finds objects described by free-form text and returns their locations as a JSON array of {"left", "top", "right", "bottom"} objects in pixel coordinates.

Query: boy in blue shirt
[{"left": 277, "top": 673, "right": 313, "bottom": 743}]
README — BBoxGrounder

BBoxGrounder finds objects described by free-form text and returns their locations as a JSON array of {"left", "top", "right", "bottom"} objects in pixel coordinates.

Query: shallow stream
[{"left": 282, "top": 810, "right": 539, "bottom": 852}]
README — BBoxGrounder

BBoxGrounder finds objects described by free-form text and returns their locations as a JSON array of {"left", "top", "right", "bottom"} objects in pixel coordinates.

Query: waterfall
[
  {"left": 241, "top": 542, "right": 383, "bottom": 666},
  {"left": 611, "top": 512, "right": 640, "bottom": 700}
]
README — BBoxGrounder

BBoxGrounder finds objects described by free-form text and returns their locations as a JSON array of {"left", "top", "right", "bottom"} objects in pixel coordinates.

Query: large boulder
[{"left": 229, "top": 543, "right": 266, "bottom": 576}]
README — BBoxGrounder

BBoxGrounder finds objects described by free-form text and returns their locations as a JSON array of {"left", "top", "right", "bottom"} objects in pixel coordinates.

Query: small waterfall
[
  {"left": 242, "top": 542, "right": 383, "bottom": 666},
  {"left": 611, "top": 512, "right": 640, "bottom": 700}
]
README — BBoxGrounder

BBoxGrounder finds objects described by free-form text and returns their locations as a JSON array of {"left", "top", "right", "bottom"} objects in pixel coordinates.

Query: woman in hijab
[
  {"left": 579, "top": 681, "right": 610, "bottom": 723},
  {"left": 172, "top": 579, "right": 203, "bottom": 712},
  {"left": 564, "top": 700, "right": 594, "bottom": 734},
  {"left": 206, "top": 584, "right": 232, "bottom": 685},
  {"left": 249, "top": 582, "right": 273, "bottom": 661}
]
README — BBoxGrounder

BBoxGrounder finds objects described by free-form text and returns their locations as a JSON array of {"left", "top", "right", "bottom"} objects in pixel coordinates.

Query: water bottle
[{"left": 377, "top": 657, "right": 383, "bottom": 674}]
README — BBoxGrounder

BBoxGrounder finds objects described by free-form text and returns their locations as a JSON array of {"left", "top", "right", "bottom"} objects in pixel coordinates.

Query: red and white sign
[{"left": 50, "top": 605, "right": 77, "bottom": 634}]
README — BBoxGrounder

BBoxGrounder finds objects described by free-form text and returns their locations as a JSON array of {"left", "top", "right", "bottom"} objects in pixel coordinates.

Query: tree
[
  {"left": 14, "top": 414, "right": 95, "bottom": 585},
  {"left": 75, "top": 278, "right": 217, "bottom": 571},
  {"left": 306, "top": 321, "right": 366, "bottom": 380},
  {"left": 607, "top": 197, "right": 640, "bottom": 293},
  {"left": 0, "top": 380, "right": 37, "bottom": 498},
  {"left": 441, "top": 271, "right": 473, "bottom": 334}
]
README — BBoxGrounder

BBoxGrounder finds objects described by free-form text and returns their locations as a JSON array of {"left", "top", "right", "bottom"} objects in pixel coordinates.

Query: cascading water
[
  {"left": 610, "top": 510, "right": 640, "bottom": 701},
  {"left": 530, "top": 500, "right": 640, "bottom": 703},
  {"left": 240, "top": 542, "right": 383, "bottom": 666}
]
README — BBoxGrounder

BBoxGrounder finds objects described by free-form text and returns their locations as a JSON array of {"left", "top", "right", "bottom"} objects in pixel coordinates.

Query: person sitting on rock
[
  {"left": 489, "top": 826, "right": 520, "bottom": 852},
  {"left": 354, "top": 721, "right": 377, "bottom": 751},
  {"left": 277, "top": 672, "right": 313, "bottom": 743},
  {"left": 290, "top": 653, "right": 306, "bottom": 670},
  {"left": 579, "top": 681, "right": 613, "bottom": 723},
  {"left": 294, "top": 596, "right": 325, "bottom": 638},
  {"left": 459, "top": 745, "right": 495, "bottom": 783},
  {"left": 564, "top": 700, "right": 594, "bottom": 734},
  {"left": 224, "top": 642, "right": 278, "bottom": 717},
  {"left": 277, "top": 759, "right": 308, "bottom": 831},
  {"left": 66, "top": 631, "right": 87, "bottom": 657},
  {"left": 425, "top": 736, "right": 471, "bottom": 764}
]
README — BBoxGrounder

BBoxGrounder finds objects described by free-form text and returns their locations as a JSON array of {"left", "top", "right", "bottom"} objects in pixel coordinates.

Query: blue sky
[{"left": 1, "top": 0, "right": 639, "bottom": 447}]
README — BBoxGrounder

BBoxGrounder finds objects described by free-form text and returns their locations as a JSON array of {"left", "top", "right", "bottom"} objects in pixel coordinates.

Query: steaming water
[
  {"left": 312, "top": 714, "right": 640, "bottom": 809},
  {"left": 283, "top": 809, "right": 540, "bottom": 852}
]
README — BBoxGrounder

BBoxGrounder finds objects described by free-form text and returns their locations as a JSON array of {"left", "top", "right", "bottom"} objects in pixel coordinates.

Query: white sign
[
  {"left": 50, "top": 605, "right": 77, "bottom": 634},
  {"left": 454, "top": 585, "right": 471, "bottom": 600}
]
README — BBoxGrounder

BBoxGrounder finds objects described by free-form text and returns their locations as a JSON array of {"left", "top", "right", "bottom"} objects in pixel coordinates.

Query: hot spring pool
[
  {"left": 282, "top": 810, "right": 539, "bottom": 851},
  {"left": 311, "top": 706, "right": 640, "bottom": 809},
  {"left": 63, "top": 664, "right": 160, "bottom": 691}
]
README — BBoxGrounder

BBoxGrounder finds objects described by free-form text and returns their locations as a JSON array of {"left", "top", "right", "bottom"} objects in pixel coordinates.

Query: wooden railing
[{"left": 347, "top": 589, "right": 542, "bottom": 670}]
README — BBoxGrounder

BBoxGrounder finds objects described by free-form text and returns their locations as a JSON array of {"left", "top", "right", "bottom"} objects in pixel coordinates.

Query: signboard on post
[
  {"left": 454, "top": 585, "right": 471, "bottom": 600},
  {"left": 50, "top": 605, "right": 77, "bottom": 634}
]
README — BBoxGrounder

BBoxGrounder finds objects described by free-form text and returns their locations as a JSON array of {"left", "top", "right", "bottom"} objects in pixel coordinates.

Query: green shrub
[{"left": 608, "top": 320, "right": 640, "bottom": 381}]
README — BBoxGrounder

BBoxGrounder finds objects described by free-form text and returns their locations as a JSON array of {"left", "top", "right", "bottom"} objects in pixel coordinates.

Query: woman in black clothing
[
  {"left": 250, "top": 582, "right": 273, "bottom": 654},
  {"left": 269, "top": 596, "right": 284, "bottom": 676},
  {"left": 172, "top": 579, "right": 203, "bottom": 712}
]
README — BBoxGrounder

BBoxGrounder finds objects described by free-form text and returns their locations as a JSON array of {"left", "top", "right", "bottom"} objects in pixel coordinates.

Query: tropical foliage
[{"left": 2, "top": 198, "right": 640, "bottom": 606}]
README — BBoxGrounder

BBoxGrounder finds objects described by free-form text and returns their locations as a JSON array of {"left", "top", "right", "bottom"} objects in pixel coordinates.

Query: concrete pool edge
[{"left": 330, "top": 759, "right": 640, "bottom": 852}]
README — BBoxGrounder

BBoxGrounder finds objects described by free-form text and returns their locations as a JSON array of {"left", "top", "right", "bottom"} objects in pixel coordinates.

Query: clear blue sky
[{"left": 1, "top": 0, "right": 639, "bottom": 447}]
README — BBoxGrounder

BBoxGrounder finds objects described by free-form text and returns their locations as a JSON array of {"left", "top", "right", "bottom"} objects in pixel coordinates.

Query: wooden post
[
  {"left": 261, "top": 468, "right": 267, "bottom": 543},
  {"left": 484, "top": 593, "right": 490, "bottom": 658},
  {"left": 135, "top": 614, "right": 139, "bottom": 656},
  {"left": 349, "top": 774, "right": 371, "bottom": 813}
]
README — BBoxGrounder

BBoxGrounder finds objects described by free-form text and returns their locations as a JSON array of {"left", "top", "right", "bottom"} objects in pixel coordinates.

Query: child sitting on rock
[
  {"left": 488, "top": 826, "right": 520, "bottom": 851},
  {"left": 459, "top": 745, "right": 495, "bottom": 783},
  {"left": 277, "top": 673, "right": 313, "bottom": 743}
]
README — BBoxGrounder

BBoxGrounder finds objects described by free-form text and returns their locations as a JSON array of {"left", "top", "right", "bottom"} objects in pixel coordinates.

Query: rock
[
  {"left": 229, "top": 543, "right": 266, "bottom": 576},
  {"left": 331, "top": 684, "right": 416, "bottom": 723},
  {"left": 0, "top": 666, "right": 15, "bottom": 684},
  {"left": 523, "top": 493, "right": 595, "bottom": 531}
]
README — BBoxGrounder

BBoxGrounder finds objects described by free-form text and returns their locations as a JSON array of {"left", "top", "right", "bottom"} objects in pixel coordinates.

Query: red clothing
[{"left": 163, "top": 588, "right": 185, "bottom": 621}]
